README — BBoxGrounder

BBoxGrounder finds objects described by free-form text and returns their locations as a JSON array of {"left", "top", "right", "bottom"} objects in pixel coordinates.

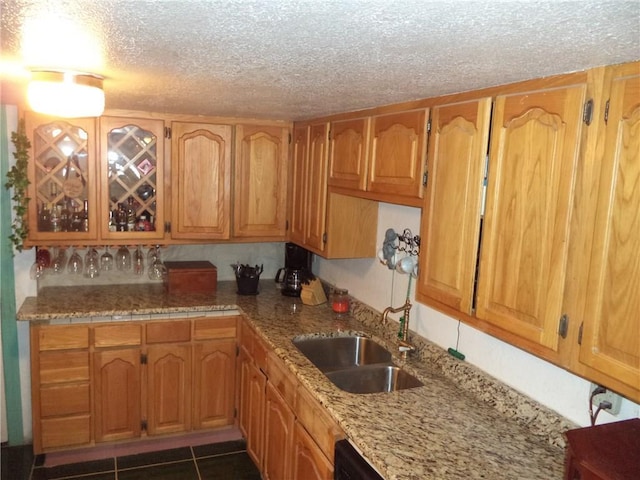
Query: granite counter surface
[{"left": 18, "top": 282, "right": 570, "bottom": 479}]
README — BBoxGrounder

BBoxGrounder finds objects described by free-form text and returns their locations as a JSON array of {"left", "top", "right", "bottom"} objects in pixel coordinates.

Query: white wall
[{"left": 315, "top": 203, "right": 640, "bottom": 427}]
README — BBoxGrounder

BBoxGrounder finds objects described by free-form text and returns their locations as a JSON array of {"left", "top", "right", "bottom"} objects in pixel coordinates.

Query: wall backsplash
[{"left": 37, "top": 242, "right": 286, "bottom": 289}]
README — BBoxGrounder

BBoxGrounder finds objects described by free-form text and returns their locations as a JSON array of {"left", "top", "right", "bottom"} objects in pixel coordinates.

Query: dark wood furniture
[{"left": 564, "top": 418, "right": 640, "bottom": 480}]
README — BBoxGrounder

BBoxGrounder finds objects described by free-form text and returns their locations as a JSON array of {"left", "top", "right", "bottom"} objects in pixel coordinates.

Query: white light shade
[{"left": 27, "top": 71, "right": 105, "bottom": 117}]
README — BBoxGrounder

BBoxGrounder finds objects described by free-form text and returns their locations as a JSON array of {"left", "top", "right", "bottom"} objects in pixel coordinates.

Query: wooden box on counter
[{"left": 164, "top": 261, "right": 217, "bottom": 294}]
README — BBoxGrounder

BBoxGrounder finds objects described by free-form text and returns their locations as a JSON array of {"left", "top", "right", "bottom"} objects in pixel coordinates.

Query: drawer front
[
  {"left": 146, "top": 320, "right": 191, "bottom": 343},
  {"left": 38, "top": 325, "right": 89, "bottom": 351},
  {"left": 40, "top": 383, "right": 90, "bottom": 417},
  {"left": 296, "top": 385, "right": 344, "bottom": 462},
  {"left": 267, "top": 352, "right": 297, "bottom": 409},
  {"left": 239, "top": 321, "right": 255, "bottom": 355},
  {"left": 194, "top": 316, "right": 237, "bottom": 340},
  {"left": 41, "top": 414, "right": 91, "bottom": 450},
  {"left": 94, "top": 323, "right": 142, "bottom": 348},
  {"left": 39, "top": 351, "right": 89, "bottom": 384}
]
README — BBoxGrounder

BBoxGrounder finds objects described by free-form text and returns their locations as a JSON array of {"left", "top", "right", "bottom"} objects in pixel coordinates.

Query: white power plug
[{"left": 590, "top": 383, "right": 622, "bottom": 416}]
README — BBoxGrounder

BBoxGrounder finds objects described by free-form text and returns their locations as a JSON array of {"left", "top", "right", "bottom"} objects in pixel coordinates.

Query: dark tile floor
[{"left": 1, "top": 439, "right": 261, "bottom": 480}]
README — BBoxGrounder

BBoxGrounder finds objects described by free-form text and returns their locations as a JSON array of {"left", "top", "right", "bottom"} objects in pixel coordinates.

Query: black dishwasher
[{"left": 334, "top": 439, "right": 384, "bottom": 480}]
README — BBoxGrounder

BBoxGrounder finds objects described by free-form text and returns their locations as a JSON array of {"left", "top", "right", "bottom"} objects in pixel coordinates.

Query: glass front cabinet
[
  {"left": 24, "top": 112, "right": 166, "bottom": 245},
  {"left": 25, "top": 113, "right": 99, "bottom": 243},
  {"left": 99, "top": 117, "right": 165, "bottom": 241}
]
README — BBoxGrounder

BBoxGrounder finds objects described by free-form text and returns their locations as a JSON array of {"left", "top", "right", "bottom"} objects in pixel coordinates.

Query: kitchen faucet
[{"left": 382, "top": 298, "right": 415, "bottom": 359}]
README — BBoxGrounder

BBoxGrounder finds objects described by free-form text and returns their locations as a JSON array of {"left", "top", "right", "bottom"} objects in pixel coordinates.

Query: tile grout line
[{"left": 191, "top": 446, "right": 203, "bottom": 480}]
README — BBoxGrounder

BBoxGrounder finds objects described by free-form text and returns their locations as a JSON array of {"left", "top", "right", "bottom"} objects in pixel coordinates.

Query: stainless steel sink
[
  {"left": 326, "top": 365, "right": 423, "bottom": 394},
  {"left": 292, "top": 335, "right": 423, "bottom": 394},
  {"left": 292, "top": 335, "right": 392, "bottom": 372}
]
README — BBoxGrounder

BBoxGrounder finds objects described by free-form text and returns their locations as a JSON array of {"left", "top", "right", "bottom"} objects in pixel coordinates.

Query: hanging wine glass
[
  {"left": 115, "top": 245, "right": 132, "bottom": 271},
  {"left": 30, "top": 247, "right": 50, "bottom": 280},
  {"left": 29, "top": 260, "right": 45, "bottom": 280},
  {"left": 67, "top": 247, "right": 83, "bottom": 275},
  {"left": 147, "top": 245, "right": 166, "bottom": 280},
  {"left": 133, "top": 245, "right": 145, "bottom": 276},
  {"left": 84, "top": 248, "right": 100, "bottom": 278},
  {"left": 100, "top": 246, "right": 114, "bottom": 271},
  {"left": 52, "top": 247, "right": 67, "bottom": 275}
]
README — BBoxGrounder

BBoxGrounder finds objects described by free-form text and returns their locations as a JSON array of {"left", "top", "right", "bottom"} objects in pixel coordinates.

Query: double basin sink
[{"left": 292, "top": 335, "right": 423, "bottom": 394}]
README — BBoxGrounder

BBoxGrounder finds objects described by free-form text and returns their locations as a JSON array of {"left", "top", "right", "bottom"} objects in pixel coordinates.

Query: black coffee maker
[{"left": 275, "top": 243, "right": 313, "bottom": 296}]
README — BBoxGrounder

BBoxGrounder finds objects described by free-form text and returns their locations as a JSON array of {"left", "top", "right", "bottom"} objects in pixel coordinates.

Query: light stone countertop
[{"left": 18, "top": 281, "right": 572, "bottom": 479}]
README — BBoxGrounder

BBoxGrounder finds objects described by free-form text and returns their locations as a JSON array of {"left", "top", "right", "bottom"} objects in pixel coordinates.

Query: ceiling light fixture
[{"left": 27, "top": 70, "right": 105, "bottom": 118}]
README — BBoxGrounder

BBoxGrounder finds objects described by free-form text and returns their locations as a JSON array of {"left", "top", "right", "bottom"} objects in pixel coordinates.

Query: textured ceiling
[{"left": 1, "top": 0, "right": 639, "bottom": 121}]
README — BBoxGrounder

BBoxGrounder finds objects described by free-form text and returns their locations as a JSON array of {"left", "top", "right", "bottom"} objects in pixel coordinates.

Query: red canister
[{"left": 332, "top": 289, "right": 350, "bottom": 314}]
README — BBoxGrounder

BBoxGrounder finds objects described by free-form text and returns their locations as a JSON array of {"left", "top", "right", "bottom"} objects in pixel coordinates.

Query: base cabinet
[
  {"left": 237, "top": 320, "right": 344, "bottom": 480},
  {"left": 146, "top": 343, "right": 192, "bottom": 435},
  {"left": 30, "top": 315, "right": 238, "bottom": 454},
  {"left": 293, "top": 422, "right": 334, "bottom": 480},
  {"left": 238, "top": 347, "right": 266, "bottom": 468},
  {"left": 30, "top": 325, "right": 91, "bottom": 453},
  {"left": 94, "top": 347, "right": 142, "bottom": 442},
  {"left": 264, "top": 382, "right": 295, "bottom": 480}
]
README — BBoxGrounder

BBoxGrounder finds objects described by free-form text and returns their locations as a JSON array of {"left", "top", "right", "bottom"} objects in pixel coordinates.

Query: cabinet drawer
[
  {"left": 41, "top": 414, "right": 91, "bottom": 450},
  {"left": 39, "top": 351, "right": 89, "bottom": 384},
  {"left": 93, "top": 323, "right": 142, "bottom": 347},
  {"left": 38, "top": 325, "right": 89, "bottom": 351},
  {"left": 146, "top": 320, "right": 191, "bottom": 343},
  {"left": 194, "top": 316, "right": 237, "bottom": 340},
  {"left": 240, "top": 321, "right": 254, "bottom": 354},
  {"left": 40, "top": 383, "right": 90, "bottom": 417},
  {"left": 267, "top": 352, "right": 297, "bottom": 409},
  {"left": 296, "top": 385, "right": 344, "bottom": 462}
]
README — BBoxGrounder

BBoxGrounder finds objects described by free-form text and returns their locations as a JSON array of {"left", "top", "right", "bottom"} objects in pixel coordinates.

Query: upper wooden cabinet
[
  {"left": 415, "top": 62, "right": 640, "bottom": 402},
  {"left": 368, "top": 109, "right": 428, "bottom": 199},
  {"left": 327, "top": 109, "right": 428, "bottom": 207},
  {"left": 290, "top": 122, "right": 378, "bottom": 258},
  {"left": 24, "top": 113, "right": 98, "bottom": 245},
  {"left": 416, "top": 98, "right": 491, "bottom": 316},
  {"left": 418, "top": 80, "right": 588, "bottom": 355},
  {"left": 289, "top": 124, "right": 309, "bottom": 246},
  {"left": 170, "top": 122, "right": 232, "bottom": 240},
  {"left": 289, "top": 122, "right": 328, "bottom": 252},
  {"left": 99, "top": 116, "right": 166, "bottom": 241},
  {"left": 476, "top": 83, "right": 587, "bottom": 353},
  {"left": 306, "top": 123, "right": 330, "bottom": 252},
  {"left": 578, "top": 62, "right": 640, "bottom": 396},
  {"left": 328, "top": 117, "right": 370, "bottom": 191},
  {"left": 23, "top": 112, "right": 289, "bottom": 246},
  {"left": 233, "top": 124, "right": 289, "bottom": 239}
]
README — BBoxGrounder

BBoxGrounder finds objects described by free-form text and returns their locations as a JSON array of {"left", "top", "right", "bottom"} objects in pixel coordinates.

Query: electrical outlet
[{"left": 590, "top": 383, "right": 622, "bottom": 416}]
